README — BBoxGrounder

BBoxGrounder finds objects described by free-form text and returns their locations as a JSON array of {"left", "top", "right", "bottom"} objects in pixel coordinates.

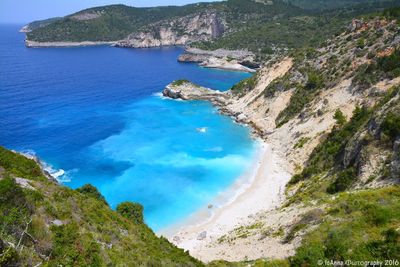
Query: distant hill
[
  {"left": 287, "top": 0, "right": 398, "bottom": 10},
  {"left": 25, "top": 0, "right": 400, "bottom": 57},
  {"left": 25, "top": 0, "right": 303, "bottom": 44}
]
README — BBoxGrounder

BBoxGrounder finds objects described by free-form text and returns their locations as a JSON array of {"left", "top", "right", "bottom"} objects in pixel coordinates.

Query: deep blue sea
[{"left": 0, "top": 24, "right": 257, "bottom": 230}]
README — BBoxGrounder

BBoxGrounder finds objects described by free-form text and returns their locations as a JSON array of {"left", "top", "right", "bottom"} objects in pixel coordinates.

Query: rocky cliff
[{"left": 115, "top": 12, "right": 225, "bottom": 48}]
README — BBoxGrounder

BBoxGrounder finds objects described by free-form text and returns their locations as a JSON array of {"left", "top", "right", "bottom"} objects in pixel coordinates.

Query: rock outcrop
[
  {"left": 116, "top": 12, "right": 225, "bottom": 48},
  {"left": 163, "top": 80, "right": 229, "bottom": 106},
  {"left": 178, "top": 47, "right": 258, "bottom": 72}
]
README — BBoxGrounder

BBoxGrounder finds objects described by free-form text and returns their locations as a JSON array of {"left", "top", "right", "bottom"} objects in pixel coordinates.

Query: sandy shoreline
[{"left": 160, "top": 140, "right": 291, "bottom": 262}]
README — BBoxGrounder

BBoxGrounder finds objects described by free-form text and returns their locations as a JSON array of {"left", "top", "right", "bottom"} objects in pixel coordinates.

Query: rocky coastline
[
  {"left": 25, "top": 40, "right": 118, "bottom": 48},
  {"left": 178, "top": 47, "right": 259, "bottom": 73},
  {"left": 162, "top": 80, "right": 264, "bottom": 137}
]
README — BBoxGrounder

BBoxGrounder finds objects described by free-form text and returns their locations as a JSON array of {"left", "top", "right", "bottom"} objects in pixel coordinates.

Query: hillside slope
[
  {"left": 25, "top": 0, "right": 302, "bottom": 47},
  {"left": 0, "top": 147, "right": 202, "bottom": 266},
  {"left": 162, "top": 10, "right": 400, "bottom": 264}
]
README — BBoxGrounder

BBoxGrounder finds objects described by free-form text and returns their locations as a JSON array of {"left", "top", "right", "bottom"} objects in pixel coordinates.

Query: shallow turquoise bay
[{"left": 0, "top": 24, "right": 258, "bottom": 230}]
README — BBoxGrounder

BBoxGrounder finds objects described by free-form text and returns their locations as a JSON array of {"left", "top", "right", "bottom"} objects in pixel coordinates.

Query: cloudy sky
[{"left": 0, "top": 0, "right": 217, "bottom": 23}]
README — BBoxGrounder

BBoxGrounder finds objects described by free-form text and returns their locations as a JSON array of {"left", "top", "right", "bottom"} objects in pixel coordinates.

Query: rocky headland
[
  {"left": 178, "top": 48, "right": 259, "bottom": 72},
  {"left": 115, "top": 12, "right": 225, "bottom": 48}
]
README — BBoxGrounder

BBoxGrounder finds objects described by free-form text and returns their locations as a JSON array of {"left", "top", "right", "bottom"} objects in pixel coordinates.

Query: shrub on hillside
[
  {"left": 116, "top": 202, "right": 144, "bottom": 224},
  {"left": 326, "top": 167, "right": 357, "bottom": 193},
  {"left": 381, "top": 112, "right": 400, "bottom": 141},
  {"left": 76, "top": 184, "right": 108, "bottom": 205},
  {"left": 333, "top": 109, "right": 347, "bottom": 126}
]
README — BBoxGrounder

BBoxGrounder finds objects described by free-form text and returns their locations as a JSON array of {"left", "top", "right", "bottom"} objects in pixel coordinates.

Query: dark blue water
[{"left": 0, "top": 24, "right": 256, "bottom": 230}]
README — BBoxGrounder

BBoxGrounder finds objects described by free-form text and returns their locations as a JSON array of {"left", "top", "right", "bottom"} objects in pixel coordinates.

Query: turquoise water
[{"left": 0, "top": 24, "right": 257, "bottom": 230}]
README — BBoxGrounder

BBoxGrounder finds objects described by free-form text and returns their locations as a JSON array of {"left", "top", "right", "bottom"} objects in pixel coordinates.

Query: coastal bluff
[{"left": 163, "top": 80, "right": 230, "bottom": 106}]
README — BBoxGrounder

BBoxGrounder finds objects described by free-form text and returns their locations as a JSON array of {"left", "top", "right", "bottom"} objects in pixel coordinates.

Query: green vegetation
[
  {"left": 294, "top": 137, "right": 311, "bottom": 149},
  {"left": 353, "top": 48, "right": 400, "bottom": 89},
  {"left": 288, "top": 0, "right": 396, "bottom": 10},
  {"left": 26, "top": 0, "right": 400, "bottom": 59},
  {"left": 289, "top": 105, "right": 371, "bottom": 185},
  {"left": 275, "top": 69, "right": 325, "bottom": 127},
  {"left": 382, "top": 6, "right": 400, "bottom": 20},
  {"left": 0, "top": 146, "right": 45, "bottom": 181},
  {"left": 284, "top": 209, "right": 324, "bottom": 243},
  {"left": 288, "top": 85, "right": 400, "bottom": 204},
  {"left": 76, "top": 183, "right": 108, "bottom": 205},
  {"left": 195, "top": 0, "right": 400, "bottom": 58},
  {"left": 326, "top": 167, "right": 357, "bottom": 193},
  {"left": 333, "top": 109, "right": 347, "bottom": 126},
  {"left": 290, "top": 186, "right": 400, "bottom": 265},
  {"left": 382, "top": 112, "right": 400, "bottom": 141},
  {"left": 0, "top": 146, "right": 202, "bottom": 266},
  {"left": 24, "top": 17, "right": 62, "bottom": 31},
  {"left": 231, "top": 74, "right": 258, "bottom": 96},
  {"left": 263, "top": 73, "right": 294, "bottom": 98},
  {"left": 116, "top": 201, "right": 144, "bottom": 224},
  {"left": 27, "top": 0, "right": 302, "bottom": 43},
  {"left": 172, "top": 79, "right": 190, "bottom": 86}
]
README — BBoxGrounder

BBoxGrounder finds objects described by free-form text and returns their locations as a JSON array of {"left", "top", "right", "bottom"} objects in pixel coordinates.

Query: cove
[{"left": 0, "top": 24, "right": 257, "bottom": 230}]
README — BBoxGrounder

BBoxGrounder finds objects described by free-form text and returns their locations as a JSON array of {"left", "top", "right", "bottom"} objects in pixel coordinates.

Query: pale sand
[{"left": 160, "top": 141, "right": 291, "bottom": 262}]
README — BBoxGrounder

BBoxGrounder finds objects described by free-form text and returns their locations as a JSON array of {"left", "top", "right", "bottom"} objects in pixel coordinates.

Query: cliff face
[{"left": 115, "top": 12, "right": 225, "bottom": 48}]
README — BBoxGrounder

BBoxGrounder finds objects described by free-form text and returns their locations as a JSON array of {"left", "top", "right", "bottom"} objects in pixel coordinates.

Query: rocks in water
[
  {"left": 236, "top": 113, "right": 248, "bottom": 123},
  {"left": 162, "top": 80, "right": 228, "bottom": 103},
  {"left": 178, "top": 53, "right": 208, "bottom": 63},
  {"left": 197, "top": 231, "right": 207, "bottom": 240}
]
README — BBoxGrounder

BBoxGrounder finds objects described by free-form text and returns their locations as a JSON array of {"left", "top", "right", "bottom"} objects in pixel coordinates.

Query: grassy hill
[{"left": 0, "top": 146, "right": 203, "bottom": 266}]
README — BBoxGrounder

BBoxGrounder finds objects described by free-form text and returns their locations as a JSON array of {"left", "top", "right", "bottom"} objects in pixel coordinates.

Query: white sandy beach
[{"left": 161, "top": 140, "right": 292, "bottom": 262}]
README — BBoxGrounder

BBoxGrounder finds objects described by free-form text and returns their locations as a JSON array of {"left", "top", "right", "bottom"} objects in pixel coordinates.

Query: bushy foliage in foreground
[
  {"left": 291, "top": 186, "right": 400, "bottom": 266},
  {"left": 116, "top": 201, "right": 144, "bottom": 224},
  {"left": 0, "top": 146, "right": 202, "bottom": 266}
]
